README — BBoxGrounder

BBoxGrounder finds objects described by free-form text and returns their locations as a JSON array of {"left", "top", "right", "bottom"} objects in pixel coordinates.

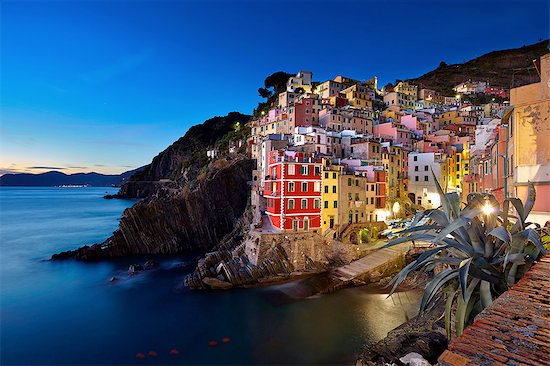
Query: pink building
[{"left": 373, "top": 122, "right": 413, "bottom": 151}]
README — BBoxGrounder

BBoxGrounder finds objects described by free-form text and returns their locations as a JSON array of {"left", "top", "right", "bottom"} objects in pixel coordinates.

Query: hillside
[
  {"left": 53, "top": 111, "right": 254, "bottom": 260},
  {"left": 407, "top": 40, "right": 548, "bottom": 95},
  {"left": 0, "top": 168, "right": 142, "bottom": 187},
  {"left": 117, "top": 111, "right": 251, "bottom": 198}
]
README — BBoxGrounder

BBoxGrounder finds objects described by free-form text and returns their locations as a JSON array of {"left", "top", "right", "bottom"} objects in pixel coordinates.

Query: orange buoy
[
  {"left": 135, "top": 353, "right": 146, "bottom": 359},
  {"left": 169, "top": 348, "right": 180, "bottom": 355},
  {"left": 208, "top": 340, "right": 218, "bottom": 347},
  {"left": 222, "top": 337, "right": 231, "bottom": 343},
  {"left": 148, "top": 351, "right": 158, "bottom": 357}
]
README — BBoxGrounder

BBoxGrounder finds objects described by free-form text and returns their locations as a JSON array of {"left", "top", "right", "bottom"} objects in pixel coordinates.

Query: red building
[
  {"left": 264, "top": 150, "right": 322, "bottom": 232},
  {"left": 292, "top": 97, "right": 321, "bottom": 127}
]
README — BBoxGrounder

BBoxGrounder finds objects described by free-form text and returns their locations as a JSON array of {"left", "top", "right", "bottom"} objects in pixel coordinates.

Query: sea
[{"left": 0, "top": 187, "right": 421, "bottom": 365}]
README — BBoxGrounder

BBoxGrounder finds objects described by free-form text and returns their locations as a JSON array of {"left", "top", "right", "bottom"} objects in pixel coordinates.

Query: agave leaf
[
  {"left": 455, "top": 278, "right": 480, "bottom": 336},
  {"left": 384, "top": 232, "right": 436, "bottom": 248},
  {"left": 420, "top": 269, "right": 459, "bottom": 313},
  {"left": 393, "top": 224, "right": 442, "bottom": 236},
  {"left": 492, "top": 253, "right": 526, "bottom": 265},
  {"left": 502, "top": 200, "right": 510, "bottom": 228},
  {"left": 468, "top": 265, "right": 500, "bottom": 284},
  {"left": 445, "top": 284, "right": 458, "bottom": 341},
  {"left": 509, "top": 197, "right": 526, "bottom": 233},
  {"left": 386, "top": 246, "right": 444, "bottom": 294},
  {"left": 480, "top": 280, "right": 492, "bottom": 307},
  {"left": 525, "top": 228, "right": 547, "bottom": 255},
  {"left": 458, "top": 258, "right": 472, "bottom": 301},
  {"left": 523, "top": 181, "right": 536, "bottom": 220},
  {"left": 426, "top": 210, "right": 450, "bottom": 226},
  {"left": 439, "top": 237, "right": 474, "bottom": 257},
  {"left": 447, "top": 192, "right": 461, "bottom": 220},
  {"left": 507, "top": 263, "right": 519, "bottom": 286},
  {"left": 432, "top": 169, "right": 451, "bottom": 218},
  {"left": 488, "top": 226, "right": 512, "bottom": 244}
]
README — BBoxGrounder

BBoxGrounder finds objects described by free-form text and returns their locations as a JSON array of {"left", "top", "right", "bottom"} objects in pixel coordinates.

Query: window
[
  {"left": 324, "top": 201, "right": 329, "bottom": 208},
  {"left": 314, "top": 181, "right": 321, "bottom": 192},
  {"left": 332, "top": 173, "right": 336, "bottom": 179},
  {"left": 371, "top": 184, "right": 375, "bottom": 190},
  {"left": 324, "top": 186, "right": 328, "bottom": 193},
  {"left": 457, "top": 174, "right": 460, "bottom": 179},
  {"left": 314, "top": 199, "right": 320, "bottom": 209},
  {"left": 348, "top": 193, "right": 352, "bottom": 201},
  {"left": 301, "top": 199, "right": 307, "bottom": 209},
  {"left": 324, "top": 172, "right": 328, "bottom": 179},
  {"left": 314, "top": 166, "right": 320, "bottom": 175},
  {"left": 288, "top": 182, "right": 295, "bottom": 192},
  {"left": 366, "top": 185, "right": 369, "bottom": 191},
  {"left": 288, "top": 199, "right": 295, "bottom": 209},
  {"left": 334, "top": 201, "right": 338, "bottom": 208},
  {"left": 424, "top": 165, "right": 428, "bottom": 171},
  {"left": 271, "top": 167, "right": 276, "bottom": 179},
  {"left": 332, "top": 186, "right": 336, "bottom": 193},
  {"left": 355, "top": 193, "right": 360, "bottom": 201},
  {"left": 424, "top": 176, "right": 429, "bottom": 181},
  {"left": 302, "top": 182, "right": 308, "bottom": 192},
  {"left": 413, "top": 156, "right": 418, "bottom": 161},
  {"left": 348, "top": 178, "right": 352, "bottom": 186},
  {"left": 370, "top": 197, "right": 374, "bottom": 204},
  {"left": 414, "top": 166, "right": 419, "bottom": 172},
  {"left": 415, "top": 176, "right": 419, "bottom": 181}
]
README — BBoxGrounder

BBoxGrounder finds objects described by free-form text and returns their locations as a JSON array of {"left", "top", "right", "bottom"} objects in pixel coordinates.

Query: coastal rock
[
  {"left": 129, "top": 264, "right": 143, "bottom": 274},
  {"left": 144, "top": 260, "right": 159, "bottom": 269},
  {"left": 399, "top": 352, "right": 431, "bottom": 366},
  {"left": 52, "top": 157, "right": 254, "bottom": 260},
  {"left": 202, "top": 277, "right": 233, "bottom": 289},
  {"left": 361, "top": 303, "right": 447, "bottom": 365}
]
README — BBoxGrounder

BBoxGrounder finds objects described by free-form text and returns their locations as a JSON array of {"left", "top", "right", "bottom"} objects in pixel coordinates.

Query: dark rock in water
[
  {"left": 103, "top": 194, "right": 116, "bottom": 199},
  {"left": 109, "top": 276, "right": 117, "bottom": 282},
  {"left": 360, "top": 302, "right": 447, "bottom": 365},
  {"left": 129, "top": 264, "right": 143, "bottom": 274},
  {"left": 51, "top": 157, "right": 254, "bottom": 260},
  {"left": 144, "top": 260, "right": 159, "bottom": 269},
  {"left": 202, "top": 277, "right": 233, "bottom": 289}
]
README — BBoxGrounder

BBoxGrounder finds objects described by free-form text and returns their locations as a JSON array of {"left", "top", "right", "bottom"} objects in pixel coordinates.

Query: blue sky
[{"left": 1, "top": 0, "right": 548, "bottom": 175}]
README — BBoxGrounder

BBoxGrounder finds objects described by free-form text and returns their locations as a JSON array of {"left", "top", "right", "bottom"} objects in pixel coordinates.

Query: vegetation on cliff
[
  {"left": 116, "top": 112, "right": 251, "bottom": 198},
  {"left": 406, "top": 40, "right": 548, "bottom": 95}
]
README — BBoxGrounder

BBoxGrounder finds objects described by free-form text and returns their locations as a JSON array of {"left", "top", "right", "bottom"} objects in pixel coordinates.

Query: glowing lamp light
[
  {"left": 392, "top": 201, "right": 400, "bottom": 214},
  {"left": 482, "top": 203, "right": 494, "bottom": 216}
]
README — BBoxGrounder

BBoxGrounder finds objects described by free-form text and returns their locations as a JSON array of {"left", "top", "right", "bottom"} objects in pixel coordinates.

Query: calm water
[{"left": 0, "top": 187, "right": 420, "bottom": 365}]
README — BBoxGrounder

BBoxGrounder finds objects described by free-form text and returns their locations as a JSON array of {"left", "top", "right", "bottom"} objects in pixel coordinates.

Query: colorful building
[{"left": 264, "top": 151, "right": 323, "bottom": 232}]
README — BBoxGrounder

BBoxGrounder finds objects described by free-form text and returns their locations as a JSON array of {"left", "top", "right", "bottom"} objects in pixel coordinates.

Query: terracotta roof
[{"left": 438, "top": 254, "right": 550, "bottom": 366}]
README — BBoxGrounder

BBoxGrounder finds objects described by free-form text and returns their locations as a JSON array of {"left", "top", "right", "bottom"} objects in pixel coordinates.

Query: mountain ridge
[
  {"left": 406, "top": 39, "right": 548, "bottom": 95},
  {"left": 0, "top": 167, "right": 143, "bottom": 187}
]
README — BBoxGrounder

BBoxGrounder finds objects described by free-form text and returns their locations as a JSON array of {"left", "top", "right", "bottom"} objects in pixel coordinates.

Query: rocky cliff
[
  {"left": 53, "top": 156, "right": 254, "bottom": 260},
  {"left": 407, "top": 40, "right": 548, "bottom": 95},
  {"left": 114, "top": 112, "right": 251, "bottom": 198},
  {"left": 52, "top": 111, "right": 254, "bottom": 260}
]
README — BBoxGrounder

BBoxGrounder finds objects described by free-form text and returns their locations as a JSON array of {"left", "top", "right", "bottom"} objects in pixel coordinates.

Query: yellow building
[
  {"left": 321, "top": 159, "right": 342, "bottom": 236},
  {"left": 394, "top": 81, "right": 418, "bottom": 100},
  {"left": 382, "top": 144, "right": 404, "bottom": 200},
  {"left": 446, "top": 143, "right": 470, "bottom": 195},
  {"left": 341, "top": 84, "right": 373, "bottom": 109}
]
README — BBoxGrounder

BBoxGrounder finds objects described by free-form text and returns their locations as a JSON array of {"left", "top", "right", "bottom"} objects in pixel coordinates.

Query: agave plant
[{"left": 385, "top": 174, "right": 545, "bottom": 339}]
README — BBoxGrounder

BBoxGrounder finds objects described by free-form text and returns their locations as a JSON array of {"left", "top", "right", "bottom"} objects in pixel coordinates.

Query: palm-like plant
[{"left": 385, "top": 174, "right": 545, "bottom": 339}]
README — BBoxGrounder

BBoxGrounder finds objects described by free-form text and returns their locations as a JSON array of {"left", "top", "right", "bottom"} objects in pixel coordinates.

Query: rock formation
[{"left": 52, "top": 112, "right": 254, "bottom": 260}]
